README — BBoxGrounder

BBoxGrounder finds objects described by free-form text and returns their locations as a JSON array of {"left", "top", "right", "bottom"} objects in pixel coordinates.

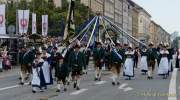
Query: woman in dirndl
[
  {"left": 31, "top": 52, "right": 46, "bottom": 93},
  {"left": 158, "top": 45, "right": 169, "bottom": 79},
  {"left": 140, "top": 46, "right": 148, "bottom": 75},
  {"left": 123, "top": 46, "right": 134, "bottom": 80},
  {"left": 41, "top": 49, "right": 53, "bottom": 87}
]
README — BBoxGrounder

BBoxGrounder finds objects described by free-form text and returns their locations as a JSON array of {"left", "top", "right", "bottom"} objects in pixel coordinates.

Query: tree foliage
[{"left": 6, "top": 0, "right": 93, "bottom": 36}]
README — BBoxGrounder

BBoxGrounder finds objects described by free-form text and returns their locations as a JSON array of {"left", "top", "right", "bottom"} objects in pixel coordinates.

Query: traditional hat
[
  {"left": 96, "top": 41, "right": 102, "bottom": 45},
  {"left": 56, "top": 53, "right": 64, "bottom": 60},
  {"left": 36, "top": 51, "right": 42, "bottom": 55},
  {"left": 124, "top": 43, "right": 128, "bottom": 47},
  {"left": 74, "top": 44, "right": 81, "bottom": 48},
  {"left": 149, "top": 42, "right": 154, "bottom": 46},
  {"left": 53, "top": 46, "right": 58, "bottom": 50},
  {"left": 115, "top": 42, "right": 121, "bottom": 46}
]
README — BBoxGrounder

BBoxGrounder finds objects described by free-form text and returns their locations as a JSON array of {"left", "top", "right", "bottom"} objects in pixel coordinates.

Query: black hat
[
  {"left": 56, "top": 53, "right": 63, "bottom": 60},
  {"left": 74, "top": 44, "right": 81, "bottom": 48},
  {"left": 96, "top": 41, "right": 102, "bottom": 45},
  {"left": 53, "top": 47, "right": 58, "bottom": 50},
  {"left": 115, "top": 43, "right": 121, "bottom": 47},
  {"left": 42, "top": 47, "right": 47, "bottom": 51},
  {"left": 149, "top": 42, "right": 153, "bottom": 46},
  {"left": 124, "top": 43, "right": 128, "bottom": 47},
  {"left": 36, "top": 51, "right": 42, "bottom": 55}
]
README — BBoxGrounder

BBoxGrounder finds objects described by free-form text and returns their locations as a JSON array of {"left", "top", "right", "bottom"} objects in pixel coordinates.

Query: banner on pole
[
  {"left": 0, "top": 4, "right": 6, "bottom": 35},
  {"left": 42, "top": 15, "right": 48, "bottom": 36},
  {"left": 32, "top": 13, "right": 36, "bottom": 34},
  {"left": 18, "top": 10, "right": 30, "bottom": 35}
]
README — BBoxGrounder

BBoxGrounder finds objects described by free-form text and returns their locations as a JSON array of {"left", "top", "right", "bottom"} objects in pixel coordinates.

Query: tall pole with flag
[{"left": 63, "top": 0, "right": 75, "bottom": 41}]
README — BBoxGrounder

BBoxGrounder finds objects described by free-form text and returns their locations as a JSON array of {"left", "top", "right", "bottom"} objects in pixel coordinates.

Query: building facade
[
  {"left": 137, "top": 8, "right": 151, "bottom": 44},
  {"left": 149, "top": 21, "right": 159, "bottom": 46}
]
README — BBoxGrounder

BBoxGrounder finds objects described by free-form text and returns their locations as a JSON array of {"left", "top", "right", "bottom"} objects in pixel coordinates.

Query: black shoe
[
  {"left": 56, "top": 89, "right": 60, "bottom": 92},
  {"left": 18, "top": 77, "right": 22, "bottom": 80},
  {"left": 19, "top": 82, "right": 24, "bottom": 85},
  {"left": 94, "top": 78, "right": 98, "bottom": 81},
  {"left": 98, "top": 78, "right": 101, "bottom": 81},
  {"left": 112, "top": 82, "right": 115, "bottom": 86},
  {"left": 64, "top": 88, "right": 67, "bottom": 92},
  {"left": 32, "top": 90, "right": 36, "bottom": 93},
  {"left": 76, "top": 87, "right": 80, "bottom": 90},
  {"left": 117, "top": 82, "right": 120, "bottom": 85},
  {"left": 73, "top": 83, "right": 77, "bottom": 88},
  {"left": 25, "top": 77, "right": 29, "bottom": 80},
  {"left": 67, "top": 82, "right": 70, "bottom": 85}
]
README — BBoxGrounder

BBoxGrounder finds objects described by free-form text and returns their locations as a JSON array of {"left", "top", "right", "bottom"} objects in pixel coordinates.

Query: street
[{"left": 0, "top": 61, "right": 179, "bottom": 100}]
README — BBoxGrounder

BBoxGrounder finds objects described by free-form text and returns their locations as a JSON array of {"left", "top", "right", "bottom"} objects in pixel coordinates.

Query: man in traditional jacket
[
  {"left": 20, "top": 47, "right": 36, "bottom": 85},
  {"left": 147, "top": 42, "right": 157, "bottom": 79},
  {"left": 18, "top": 46, "right": 26, "bottom": 80},
  {"left": 93, "top": 42, "right": 105, "bottom": 81},
  {"left": 62, "top": 43, "right": 74, "bottom": 85},
  {"left": 68, "top": 44, "right": 86, "bottom": 90},
  {"left": 110, "top": 43, "right": 123, "bottom": 85}
]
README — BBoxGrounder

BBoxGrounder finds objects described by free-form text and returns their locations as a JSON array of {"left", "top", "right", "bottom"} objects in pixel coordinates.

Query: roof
[{"left": 128, "top": 0, "right": 151, "bottom": 17}]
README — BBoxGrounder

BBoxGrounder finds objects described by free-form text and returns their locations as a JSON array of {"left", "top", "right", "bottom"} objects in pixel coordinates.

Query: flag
[
  {"left": 32, "top": 13, "right": 36, "bottom": 34},
  {"left": 42, "top": 15, "right": 48, "bottom": 37},
  {"left": 0, "top": 4, "right": 6, "bottom": 35},
  {"left": 18, "top": 10, "right": 30, "bottom": 35}
]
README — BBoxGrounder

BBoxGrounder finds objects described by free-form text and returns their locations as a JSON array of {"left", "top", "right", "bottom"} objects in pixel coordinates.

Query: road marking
[
  {"left": 0, "top": 85, "right": 19, "bottom": 91},
  {"left": 123, "top": 87, "right": 133, "bottom": 92},
  {"left": 70, "top": 89, "right": 88, "bottom": 95},
  {"left": 118, "top": 83, "right": 128, "bottom": 89},
  {"left": 0, "top": 83, "right": 29, "bottom": 91},
  {"left": 168, "top": 68, "right": 177, "bottom": 100},
  {"left": 94, "top": 81, "right": 107, "bottom": 85}
]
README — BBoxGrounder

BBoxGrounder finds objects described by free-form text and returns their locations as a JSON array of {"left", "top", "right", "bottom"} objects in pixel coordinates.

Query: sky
[{"left": 132, "top": 0, "right": 180, "bottom": 34}]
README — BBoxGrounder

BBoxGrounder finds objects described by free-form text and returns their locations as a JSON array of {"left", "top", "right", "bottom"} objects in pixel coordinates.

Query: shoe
[
  {"left": 117, "top": 82, "right": 120, "bottom": 85},
  {"left": 147, "top": 76, "right": 150, "bottom": 80},
  {"left": 19, "top": 82, "right": 24, "bottom": 85},
  {"left": 32, "top": 90, "right": 36, "bottom": 93},
  {"left": 64, "top": 88, "right": 67, "bottom": 92},
  {"left": 25, "top": 77, "right": 29, "bottom": 80},
  {"left": 73, "top": 83, "right": 77, "bottom": 88},
  {"left": 94, "top": 78, "right": 98, "bottom": 81},
  {"left": 76, "top": 87, "right": 80, "bottom": 90},
  {"left": 67, "top": 82, "right": 70, "bottom": 85},
  {"left": 98, "top": 78, "right": 101, "bottom": 81},
  {"left": 28, "top": 82, "right": 31, "bottom": 85},
  {"left": 112, "top": 82, "right": 115, "bottom": 86},
  {"left": 56, "top": 89, "right": 60, "bottom": 92},
  {"left": 18, "top": 77, "right": 22, "bottom": 80}
]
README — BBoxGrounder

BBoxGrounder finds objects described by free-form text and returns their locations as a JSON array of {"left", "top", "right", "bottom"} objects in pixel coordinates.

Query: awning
[{"left": 0, "top": 34, "right": 18, "bottom": 39}]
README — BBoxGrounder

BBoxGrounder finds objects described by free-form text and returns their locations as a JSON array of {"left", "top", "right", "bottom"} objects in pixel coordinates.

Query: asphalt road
[{"left": 0, "top": 62, "right": 179, "bottom": 100}]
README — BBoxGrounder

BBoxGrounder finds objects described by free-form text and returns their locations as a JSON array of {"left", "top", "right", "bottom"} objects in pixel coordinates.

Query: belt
[{"left": 73, "top": 64, "right": 78, "bottom": 67}]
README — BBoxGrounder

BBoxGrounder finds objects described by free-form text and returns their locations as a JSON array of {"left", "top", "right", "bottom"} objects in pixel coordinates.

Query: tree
[{"left": 6, "top": 0, "right": 93, "bottom": 36}]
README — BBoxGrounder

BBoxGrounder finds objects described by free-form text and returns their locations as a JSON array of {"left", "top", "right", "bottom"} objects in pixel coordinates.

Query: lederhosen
[
  {"left": 93, "top": 48, "right": 105, "bottom": 70},
  {"left": 110, "top": 49, "right": 122, "bottom": 74},
  {"left": 147, "top": 48, "right": 156, "bottom": 71}
]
